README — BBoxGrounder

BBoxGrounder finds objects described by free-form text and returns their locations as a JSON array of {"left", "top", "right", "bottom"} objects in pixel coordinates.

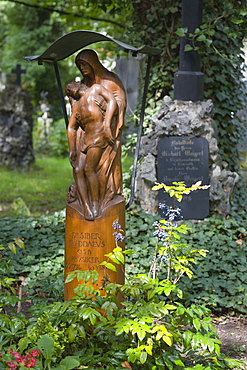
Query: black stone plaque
[{"left": 157, "top": 136, "right": 209, "bottom": 219}]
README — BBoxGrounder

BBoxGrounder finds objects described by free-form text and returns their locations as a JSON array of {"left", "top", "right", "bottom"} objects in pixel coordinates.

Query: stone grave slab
[{"left": 157, "top": 136, "right": 209, "bottom": 219}]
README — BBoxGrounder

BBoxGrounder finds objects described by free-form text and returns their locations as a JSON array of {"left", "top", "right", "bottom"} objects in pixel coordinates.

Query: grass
[
  {"left": 0, "top": 156, "right": 73, "bottom": 217},
  {"left": 0, "top": 154, "right": 133, "bottom": 218}
]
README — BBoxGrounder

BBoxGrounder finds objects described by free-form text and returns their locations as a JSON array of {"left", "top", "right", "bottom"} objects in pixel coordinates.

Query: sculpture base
[{"left": 64, "top": 195, "right": 125, "bottom": 301}]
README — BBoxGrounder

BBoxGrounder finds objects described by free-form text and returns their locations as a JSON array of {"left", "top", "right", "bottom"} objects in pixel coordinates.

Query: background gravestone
[
  {"left": 157, "top": 136, "right": 209, "bottom": 219},
  {"left": 135, "top": 96, "right": 239, "bottom": 216},
  {"left": 0, "top": 76, "right": 34, "bottom": 169}
]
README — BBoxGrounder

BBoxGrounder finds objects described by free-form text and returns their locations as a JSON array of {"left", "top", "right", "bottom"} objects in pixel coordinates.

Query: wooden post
[{"left": 64, "top": 196, "right": 125, "bottom": 300}]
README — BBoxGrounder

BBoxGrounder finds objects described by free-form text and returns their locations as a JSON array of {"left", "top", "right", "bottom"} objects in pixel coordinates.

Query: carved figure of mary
[{"left": 67, "top": 49, "right": 127, "bottom": 220}]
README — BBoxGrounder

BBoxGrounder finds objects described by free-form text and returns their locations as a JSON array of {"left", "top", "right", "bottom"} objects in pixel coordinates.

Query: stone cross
[
  {"left": 11, "top": 64, "right": 26, "bottom": 86},
  {"left": 174, "top": 0, "right": 204, "bottom": 101}
]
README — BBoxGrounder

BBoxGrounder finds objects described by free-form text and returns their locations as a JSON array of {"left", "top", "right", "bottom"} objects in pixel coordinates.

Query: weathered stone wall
[
  {"left": 135, "top": 96, "right": 239, "bottom": 215},
  {"left": 0, "top": 81, "right": 34, "bottom": 169}
]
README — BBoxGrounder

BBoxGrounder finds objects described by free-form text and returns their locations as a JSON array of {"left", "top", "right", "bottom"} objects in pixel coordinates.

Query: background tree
[{"left": 0, "top": 0, "right": 128, "bottom": 117}]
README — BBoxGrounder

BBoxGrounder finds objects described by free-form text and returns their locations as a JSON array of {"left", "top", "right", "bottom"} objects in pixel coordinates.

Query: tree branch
[{"left": 3, "top": 0, "right": 125, "bottom": 29}]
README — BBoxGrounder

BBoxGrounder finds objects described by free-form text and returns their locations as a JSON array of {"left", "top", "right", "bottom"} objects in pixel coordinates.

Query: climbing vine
[{"left": 123, "top": 0, "right": 247, "bottom": 181}]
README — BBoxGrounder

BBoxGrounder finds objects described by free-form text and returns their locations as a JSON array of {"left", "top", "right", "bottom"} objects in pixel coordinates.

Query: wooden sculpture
[
  {"left": 66, "top": 49, "right": 126, "bottom": 221},
  {"left": 64, "top": 50, "right": 126, "bottom": 300}
]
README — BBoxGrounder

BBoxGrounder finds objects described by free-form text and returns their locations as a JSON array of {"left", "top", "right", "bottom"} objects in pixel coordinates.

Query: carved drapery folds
[{"left": 66, "top": 50, "right": 127, "bottom": 221}]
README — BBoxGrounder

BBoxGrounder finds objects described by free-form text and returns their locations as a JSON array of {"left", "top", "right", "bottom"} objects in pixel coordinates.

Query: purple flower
[
  {"left": 112, "top": 219, "right": 122, "bottom": 230},
  {"left": 113, "top": 232, "right": 125, "bottom": 242},
  {"left": 159, "top": 204, "right": 182, "bottom": 222},
  {"left": 157, "top": 254, "right": 168, "bottom": 262},
  {"left": 153, "top": 228, "right": 168, "bottom": 241}
]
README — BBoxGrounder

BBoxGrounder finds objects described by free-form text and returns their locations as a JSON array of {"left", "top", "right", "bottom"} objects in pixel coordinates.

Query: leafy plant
[
  {"left": 0, "top": 182, "right": 246, "bottom": 368},
  {"left": 0, "top": 316, "right": 28, "bottom": 350},
  {"left": 0, "top": 347, "right": 40, "bottom": 369},
  {"left": 0, "top": 212, "right": 65, "bottom": 303},
  {"left": 180, "top": 210, "right": 247, "bottom": 314},
  {"left": 148, "top": 182, "right": 209, "bottom": 285},
  {"left": 36, "top": 334, "right": 80, "bottom": 370},
  {"left": 0, "top": 238, "right": 25, "bottom": 315},
  {"left": 58, "top": 181, "right": 243, "bottom": 369}
]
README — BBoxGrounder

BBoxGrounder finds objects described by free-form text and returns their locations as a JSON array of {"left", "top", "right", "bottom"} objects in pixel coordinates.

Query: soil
[{"left": 213, "top": 316, "right": 247, "bottom": 368}]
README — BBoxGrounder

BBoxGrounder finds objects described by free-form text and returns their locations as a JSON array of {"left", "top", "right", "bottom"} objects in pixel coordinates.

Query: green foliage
[
  {"left": 33, "top": 118, "right": 69, "bottom": 158},
  {"left": 0, "top": 196, "right": 247, "bottom": 319},
  {"left": 49, "top": 119, "right": 69, "bottom": 157},
  {"left": 36, "top": 269, "right": 234, "bottom": 369},
  {"left": 124, "top": 0, "right": 181, "bottom": 100},
  {"left": 125, "top": 208, "right": 157, "bottom": 276},
  {"left": 123, "top": 0, "right": 247, "bottom": 203},
  {"left": 201, "top": 2, "right": 247, "bottom": 174},
  {"left": 0, "top": 238, "right": 25, "bottom": 313},
  {"left": 152, "top": 181, "right": 210, "bottom": 202},
  {"left": 0, "top": 212, "right": 65, "bottom": 303},
  {"left": 0, "top": 186, "right": 245, "bottom": 367},
  {"left": 0, "top": 315, "right": 28, "bottom": 350},
  {"left": 180, "top": 211, "right": 247, "bottom": 314},
  {"left": 0, "top": 0, "right": 128, "bottom": 117},
  {"left": 55, "top": 185, "right": 241, "bottom": 369},
  {"left": 125, "top": 208, "right": 247, "bottom": 315},
  {"left": 27, "top": 314, "right": 67, "bottom": 359},
  {"left": 0, "top": 2, "right": 65, "bottom": 109},
  {"left": 0, "top": 242, "right": 28, "bottom": 350},
  {"left": 18, "top": 333, "right": 80, "bottom": 370}
]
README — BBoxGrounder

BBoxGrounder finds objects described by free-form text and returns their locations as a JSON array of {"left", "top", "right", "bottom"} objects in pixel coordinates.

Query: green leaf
[
  {"left": 174, "top": 359, "right": 185, "bottom": 366},
  {"left": 37, "top": 334, "right": 54, "bottom": 360},
  {"left": 139, "top": 351, "right": 147, "bottom": 364},
  {"left": 100, "top": 261, "right": 117, "bottom": 271},
  {"left": 18, "top": 337, "right": 32, "bottom": 353},
  {"left": 114, "top": 251, "right": 125, "bottom": 264},
  {"left": 66, "top": 325, "right": 77, "bottom": 342},
  {"left": 231, "top": 18, "right": 243, "bottom": 24},
  {"left": 65, "top": 272, "right": 76, "bottom": 283},
  {"left": 91, "top": 270, "right": 99, "bottom": 284},
  {"left": 175, "top": 27, "right": 188, "bottom": 37},
  {"left": 152, "top": 184, "right": 163, "bottom": 191},
  {"left": 59, "top": 357, "right": 80, "bottom": 370},
  {"left": 162, "top": 334, "right": 173, "bottom": 346},
  {"left": 197, "top": 34, "right": 207, "bottom": 41},
  {"left": 8, "top": 243, "right": 16, "bottom": 254},
  {"left": 14, "top": 238, "right": 25, "bottom": 249},
  {"left": 81, "top": 270, "right": 91, "bottom": 283},
  {"left": 184, "top": 44, "right": 193, "bottom": 52},
  {"left": 101, "top": 301, "right": 118, "bottom": 315},
  {"left": 52, "top": 365, "right": 66, "bottom": 370},
  {"left": 193, "top": 318, "right": 201, "bottom": 331}
]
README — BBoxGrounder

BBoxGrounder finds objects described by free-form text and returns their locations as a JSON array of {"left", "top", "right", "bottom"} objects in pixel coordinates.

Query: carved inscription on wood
[
  {"left": 65, "top": 231, "right": 105, "bottom": 272},
  {"left": 64, "top": 197, "right": 125, "bottom": 300}
]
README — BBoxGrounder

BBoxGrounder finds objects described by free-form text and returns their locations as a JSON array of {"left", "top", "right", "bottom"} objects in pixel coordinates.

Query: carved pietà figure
[{"left": 66, "top": 49, "right": 127, "bottom": 220}]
